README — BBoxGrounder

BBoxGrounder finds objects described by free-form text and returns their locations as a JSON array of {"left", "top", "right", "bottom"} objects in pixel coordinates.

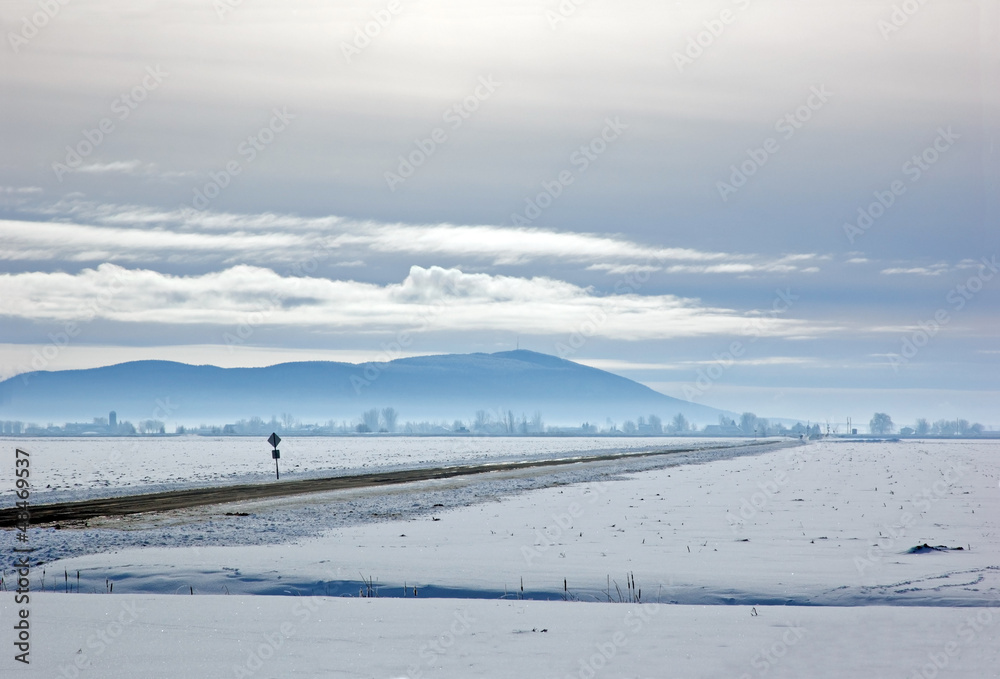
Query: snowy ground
[
  {"left": 3, "top": 595, "right": 998, "bottom": 678},
  {"left": 2, "top": 438, "right": 999, "bottom": 677},
  {"left": 0, "top": 435, "right": 719, "bottom": 502}
]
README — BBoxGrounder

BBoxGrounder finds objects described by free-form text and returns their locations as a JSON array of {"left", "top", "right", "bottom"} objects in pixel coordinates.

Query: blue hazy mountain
[{"left": 0, "top": 350, "right": 731, "bottom": 426}]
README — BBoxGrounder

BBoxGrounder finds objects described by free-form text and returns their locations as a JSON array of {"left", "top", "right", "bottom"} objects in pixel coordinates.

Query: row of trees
[
  {"left": 728, "top": 413, "right": 821, "bottom": 438},
  {"left": 620, "top": 413, "right": 687, "bottom": 434},
  {"left": 589, "top": 412, "right": 818, "bottom": 437},
  {"left": 355, "top": 407, "right": 399, "bottom": 433},
  {"left": 871, "top": 413, "right": 986, "bottom": 436},
  {"left": 352, "top": 408, "right": 546, "bottom": 435}
]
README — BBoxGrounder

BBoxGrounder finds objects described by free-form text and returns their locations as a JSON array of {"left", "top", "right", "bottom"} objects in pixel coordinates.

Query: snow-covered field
[
  {"left": 2, "top": 438, "right": 998, "bottom": 677},
  {"left": 1, "top": 435, "right": 719, "bottom": 503}
]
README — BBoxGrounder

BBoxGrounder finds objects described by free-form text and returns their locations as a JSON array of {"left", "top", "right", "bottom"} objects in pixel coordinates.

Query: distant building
[{"left": 109, "top": 411, "right": 117, "bottom": 430}]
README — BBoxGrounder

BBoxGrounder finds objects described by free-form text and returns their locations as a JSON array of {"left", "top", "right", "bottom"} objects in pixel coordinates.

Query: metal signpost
[{"left": 268, "top": 432, "right": 281, "bottom": 479}]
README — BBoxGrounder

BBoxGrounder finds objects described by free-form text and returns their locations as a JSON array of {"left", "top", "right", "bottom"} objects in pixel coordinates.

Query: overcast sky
[{"left": 1, "top": 0, "right": 998, "bottom": 426}]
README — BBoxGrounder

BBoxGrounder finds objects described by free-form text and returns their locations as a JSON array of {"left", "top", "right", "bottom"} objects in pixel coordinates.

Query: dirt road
[{"left": 0, "top": 440, "right": 791, "bottom": 527}]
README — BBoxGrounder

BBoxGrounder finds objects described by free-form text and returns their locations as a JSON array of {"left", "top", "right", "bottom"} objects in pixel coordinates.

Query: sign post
[{"left": 267, "top": 432, "right": 281, "bottom": 480}]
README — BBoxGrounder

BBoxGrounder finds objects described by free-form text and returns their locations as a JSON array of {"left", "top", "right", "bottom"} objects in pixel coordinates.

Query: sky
[{"left": 0, "top": 0, "right": 998, "bottom": 427}]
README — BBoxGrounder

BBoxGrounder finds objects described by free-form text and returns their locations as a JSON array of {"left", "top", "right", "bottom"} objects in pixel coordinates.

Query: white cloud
[
  {"left": 586, "top": 263, "right": 663, "bottom": 275},
  {"left": 579, "top": 357, "right": 819, "bottom": 372},
  {"left": 0, "top": 264, "right": 823, "bottom": 341},
  {"left": 74, "top": 160, "right": 148, "bottom": 175},
  {"left": 5, "top": 200, "right": 824, "bottom": 275},
  {"left": 880, "top": 263, "right": 949, "bottom": 276}
]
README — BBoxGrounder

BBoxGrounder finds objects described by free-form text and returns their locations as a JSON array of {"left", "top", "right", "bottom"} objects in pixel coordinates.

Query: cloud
[
  {"left": 577, "top": 357, "right": 819, "bottom": 372},
  {"left": 586, "top": 263, "right": 663, "bottom": 275},
  {"left": 65, "top": 162, "right": 197, "bottom": 180},
  {"left": 0, "top": 264, "right": 824, "bottom": 341},
  {"left": 74, "top": 160, "right": 148, "bottom": 175},
  {"left": 880, "top": 263, "right": 950, "bottom": 276},
  {"left": 663, "top": 254, "right": 822, "bottom": 276},
  {"left": 4, "top": 199, "right": 826, "bottom": 276}
]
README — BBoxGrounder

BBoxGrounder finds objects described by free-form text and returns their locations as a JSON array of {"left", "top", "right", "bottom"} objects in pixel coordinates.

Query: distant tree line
[
  {"left": 870, "top": 413, "right": 985, "bottom": 437},
  {"left": 5, "top": 409, "right": 991, "bottom": 438}
]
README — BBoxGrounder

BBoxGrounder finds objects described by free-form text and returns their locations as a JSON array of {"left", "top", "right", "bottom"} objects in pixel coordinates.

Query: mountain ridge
[{"left": 0, "top": 350, "right": 732, "bottom": 426}]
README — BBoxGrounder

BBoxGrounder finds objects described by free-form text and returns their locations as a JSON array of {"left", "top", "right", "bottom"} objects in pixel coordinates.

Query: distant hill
[{"left": 0, "top": 350, "right": 732, "bottom": 427}]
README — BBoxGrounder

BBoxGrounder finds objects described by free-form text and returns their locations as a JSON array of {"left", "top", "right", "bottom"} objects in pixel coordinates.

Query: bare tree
[
  {"left": 739, "top": 412, "right": 758, "bottom": 436},
  {"left": 380, "top": 407, "right": 398, "bottom": 433},
  {"left": 869, "top": 412, "right": 894, "bottom": 435},
  {"left": 474, "top": 410, "right": 491, "bottom": 431},
  {"left": 138, "top": 419, "right": 165, "bottom": 434},
  {"left": 647, "top": 414, "right": 662, "bottom": 434},
  {"left": 718, "top": 414, "right": 736, "bottom": 427},
  {"left": 914, "top": 418, "right": 930, "bottom": 436},
  {"left": 362, "top": 408, "right": 380, "bottom": 432},
  {"left": 670, "top": 413, "right": 688, "bottom": 433}
]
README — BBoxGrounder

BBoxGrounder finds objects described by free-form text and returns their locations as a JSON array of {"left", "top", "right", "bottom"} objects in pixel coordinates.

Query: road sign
[{"left": 267, "top": 433, "right": 282, "bottom": 480}]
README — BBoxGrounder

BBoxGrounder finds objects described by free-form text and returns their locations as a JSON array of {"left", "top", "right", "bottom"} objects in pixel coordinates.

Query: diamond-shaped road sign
[{"left": 267, "top": 433, "right": 282, "bottom": 480}]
